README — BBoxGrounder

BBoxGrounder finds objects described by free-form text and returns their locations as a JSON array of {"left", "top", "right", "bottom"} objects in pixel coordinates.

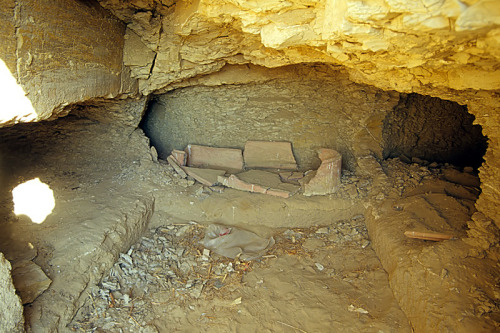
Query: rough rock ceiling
[{"left": 98, "top": 0, "right": 500, "bottom": 95}]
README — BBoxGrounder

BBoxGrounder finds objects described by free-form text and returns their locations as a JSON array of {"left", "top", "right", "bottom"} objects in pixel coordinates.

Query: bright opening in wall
[{"left": 12, "top": 178, "right": 55, "bottom": 224}]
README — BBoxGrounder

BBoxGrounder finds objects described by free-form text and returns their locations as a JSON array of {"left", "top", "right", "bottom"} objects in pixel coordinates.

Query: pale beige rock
[
  {"left": 12, "top": 260, "right": 52, "bottom": 304},
  {"left": 186, "top": 144, "right": 244, "bottom": 173},
  {"left": 0, "top": 253, "right": 24, "bottom": 332},
  {"left": 244, "top": 141, "right": 297, "bottom": 170},
  {"left": 0, "top": 0, "right": 130, "bottom": 126},
  {"left": 123, "top": 28, "right": 156, "bottom": 79}
]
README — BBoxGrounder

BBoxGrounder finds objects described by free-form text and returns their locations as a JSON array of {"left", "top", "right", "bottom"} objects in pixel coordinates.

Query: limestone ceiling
[{"left": 98, "top": 0, "right": 500, "bottom": 95}]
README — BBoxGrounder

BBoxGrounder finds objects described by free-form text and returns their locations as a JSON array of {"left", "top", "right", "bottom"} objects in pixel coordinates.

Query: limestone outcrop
[
  {"left": 0, "top": 0, "right": 135, "bottom": 126},
  {"left": 95, "top": 0, "right": 500, "bottom": 95}
]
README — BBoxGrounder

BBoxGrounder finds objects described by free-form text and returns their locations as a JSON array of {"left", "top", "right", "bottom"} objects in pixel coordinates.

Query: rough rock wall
[
  {"left": 142, "top": 64, "right": 399, "bottom": 171},
  {"left": 0, "top": 253, "right": 24, "bottom": 332},
  {"left": 383, "top": 94, "right": 487, "bottom": 169},
  {"left": 97, "top": 0, "right": 500, "bottom": 95},
  {"left": 99, "top": 0, "right": 499, "bottom": 231},
  {"left": 0, "top": 0, "right": 135, "bottom": 126}
]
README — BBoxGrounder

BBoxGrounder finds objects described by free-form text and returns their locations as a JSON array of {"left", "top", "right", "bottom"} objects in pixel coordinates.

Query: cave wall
[
  {"left": 142, "top": 64, "right": 400, "bottom": 171},
  {"left": 95, "top": 0, "right": 500, "bottom": 231},
  {"left": 0, "top": 0, "right": 135, "bottom": 126}
]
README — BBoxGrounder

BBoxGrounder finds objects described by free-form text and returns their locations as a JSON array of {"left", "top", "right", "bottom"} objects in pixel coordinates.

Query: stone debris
[
  {"left": 243, "top": 141, "right": 297, "bottom": 170},
  {"left": 182, "top": 166, "right": 226, "bottom": 186},
  {"left": 71, "top": 216, "right": 371, "bottom": 332},
  {"left": 185, "top": 144, "right": 244, "bottom": 173},
  {"left": 11, "top": 260, "right": 52, "bottom": 304},
  {"left": 164, "top": 143, "right": 356, "bottom": 199},
  {"left": 302, "top": 149, "right": 342, "bottom": 196}
]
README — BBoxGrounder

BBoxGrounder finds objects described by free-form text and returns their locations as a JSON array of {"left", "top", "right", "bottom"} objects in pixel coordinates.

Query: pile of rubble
[
  {"left": 70, "top": 217, "right": 370, "bottom": 332},
  {"left": 165, "top": 141, "right": 342, "bottom": 198}
]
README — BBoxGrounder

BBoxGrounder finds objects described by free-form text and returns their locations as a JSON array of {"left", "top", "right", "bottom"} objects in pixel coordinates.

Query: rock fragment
[{"left": 11, "top": 260, "right": 52, "bottom": 304}]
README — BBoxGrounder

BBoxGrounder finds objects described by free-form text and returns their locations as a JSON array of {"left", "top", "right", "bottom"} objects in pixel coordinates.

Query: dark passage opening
[{"left": 382, "top": 93, "right": 488, "bottom": 169}]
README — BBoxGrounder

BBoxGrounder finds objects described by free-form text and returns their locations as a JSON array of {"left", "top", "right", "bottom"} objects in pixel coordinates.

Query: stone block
[
  {"left": 243, "top": 141, "right": 297, "bottom": 170},
  {"left": 182, "top": 167, "right": 226, "bottom": 186},
  {"left": 185, "top": 144, "right": 243, "bottom": 173},
  {"left": 302, "top": 149, "right": 342, "bottom": 196}
]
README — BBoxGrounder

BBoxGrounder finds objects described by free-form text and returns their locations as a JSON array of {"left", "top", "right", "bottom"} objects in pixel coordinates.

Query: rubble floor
[
  {"left": 70, "top": 220, "right": 410, "bottom": 332},
  {"left": 0, "top": 114, "right": 495, "bottom": 332}
]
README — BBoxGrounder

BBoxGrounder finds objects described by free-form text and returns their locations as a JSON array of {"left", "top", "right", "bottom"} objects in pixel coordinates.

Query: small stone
[
  {"left": 176, "top": 226, "right": 190, "bottom": 237},
  {"left": 120, "top": 253, "right": 133, "bottom": 266},
  {"left": 102, "top": 322, "right": 116, "bottom": 330},
  {"left": 202, "top": 249, "right": 210, "bottom": 261},
  {"left": 315, "top": 263, "right": 325, "bottom": 271},
  {"left": 302, "top": 238, "right": 325, "bottom": 252},
  {"left": 360, "top": 239, "right": 371, "bottom": 248},
  {"left": 316, "top": 227, "right": 329, "bottom": 234}
]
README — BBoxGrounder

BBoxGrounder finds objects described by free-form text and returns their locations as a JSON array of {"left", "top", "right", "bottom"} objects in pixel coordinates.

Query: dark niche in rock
[{"left": 382, "top": 93, "right": 488, "bottom": 169}]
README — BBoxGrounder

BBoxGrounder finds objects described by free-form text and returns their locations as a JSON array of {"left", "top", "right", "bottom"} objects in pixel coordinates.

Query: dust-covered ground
[
  {"left": 70, "top": 219, "right": 410, "bottom": 332},
  {"left": 0, "top": 114, "right": 497, "bottom": 332}
]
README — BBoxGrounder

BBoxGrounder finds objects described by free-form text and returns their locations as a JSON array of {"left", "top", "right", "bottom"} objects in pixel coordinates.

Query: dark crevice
[{"left": 382, "top": 93, "right": 488, "bottom": 170}]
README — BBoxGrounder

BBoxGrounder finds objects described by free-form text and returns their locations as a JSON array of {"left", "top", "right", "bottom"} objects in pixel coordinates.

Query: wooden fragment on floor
[{"left": 404, "top": 231, "right": 454, "bottom": 241}]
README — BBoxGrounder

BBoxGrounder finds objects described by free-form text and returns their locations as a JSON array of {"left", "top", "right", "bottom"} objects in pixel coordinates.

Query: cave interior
[{"left": 0, "top": 1, "right": 499, "bottom": 332}]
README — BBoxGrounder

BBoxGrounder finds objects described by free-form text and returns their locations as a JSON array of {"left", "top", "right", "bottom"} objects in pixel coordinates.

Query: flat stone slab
[
  {"left": 186, "top": 144, "right": 243, "bottom": 173},
  {"left": 302, "top": 148, "right": 342, "bottom": 196},
  {"left": 243, "top": 141, "right": 297, "bottom": 170},
  {"left": 219, "top": 170, "right": 300, "bottom": 198},
  {"left": 279, "top": 171, "right": 304, "bottom": 184},
  {"left": 182, "top": 167, "right": 226, "bottom": 186},
  {"left": 167, "top": 155, "right": 188, "bottom": 178}
]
